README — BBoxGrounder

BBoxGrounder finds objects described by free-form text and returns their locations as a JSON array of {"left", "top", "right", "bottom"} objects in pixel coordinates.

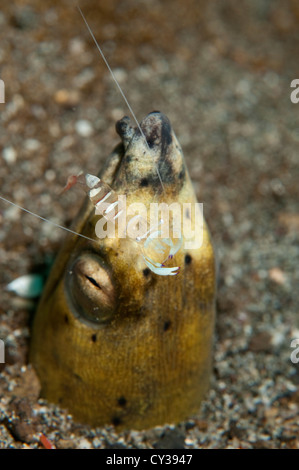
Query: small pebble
[
  {"left": 2, "top": 146, "right": 17, "bottom": 164},
  {"left": 54, "top": 89, "right": 80, "bottom": 106},
  {"left": 45, "top": 169, "right": 56, "bottom": 182},
  {"left": 24, "top": 139, "right": 40, "bottom": 152},
  {"left": 268, "top": 267, "right": 287, "bottom": 285},
  {"left": 278, "top": 213, "right": 299, "bottom": 233},
  {"left": 75, "top": 119, "right": 94, "bottom": 137},
  {"left": 69, "top": 37, "right": 86, "bottom": 55},
  {"left": 77, "top": 438, "right": 92, "bottom": 449}
]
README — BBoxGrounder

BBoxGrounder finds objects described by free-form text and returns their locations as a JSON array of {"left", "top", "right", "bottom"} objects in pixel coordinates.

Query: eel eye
[{"left": 65, "top": 253, "right": 117, "bottom": 325}]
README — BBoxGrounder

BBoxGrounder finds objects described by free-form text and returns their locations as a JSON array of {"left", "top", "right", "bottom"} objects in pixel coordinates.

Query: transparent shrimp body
[
  {"left": 66, "top": 173, "right": 181, "bottom": 276},
  {"left": 135, "top": 223, "right": 182, "bottom": 275}
]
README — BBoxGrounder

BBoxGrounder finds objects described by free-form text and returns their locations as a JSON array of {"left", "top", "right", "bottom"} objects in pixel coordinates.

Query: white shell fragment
[{"left": 6, "top": 274, "right": 44, "bottom": 298}]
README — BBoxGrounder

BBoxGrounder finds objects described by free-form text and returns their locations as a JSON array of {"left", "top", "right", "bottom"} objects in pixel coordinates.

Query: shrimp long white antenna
[
  {"left": 77, "top": 5, "right": 165, "bottom": 193},
  {"left": 0, "top": 195, "right": 96, "bottom": 244}
]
